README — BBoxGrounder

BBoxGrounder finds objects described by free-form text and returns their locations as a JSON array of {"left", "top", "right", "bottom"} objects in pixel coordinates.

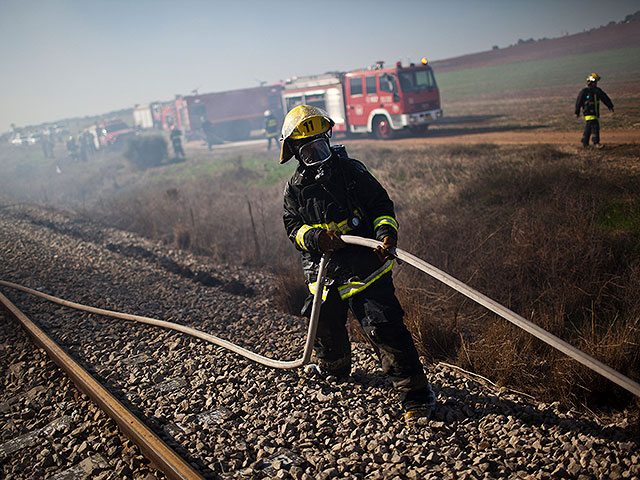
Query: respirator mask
[{"left": 297, "top": 137, "right": 332, "bottom": 167}]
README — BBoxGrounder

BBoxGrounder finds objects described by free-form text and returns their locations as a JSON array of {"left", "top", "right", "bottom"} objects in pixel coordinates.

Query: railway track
[
  {"left": 0, "top": 298, "right": 195, "bottom": 479},
  {"left": 2, "top": 204, "right": 639, "bottom": 480}
]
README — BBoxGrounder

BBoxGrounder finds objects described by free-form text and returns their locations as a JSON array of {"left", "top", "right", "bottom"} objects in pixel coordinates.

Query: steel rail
[
  {"left": 0, "top": 291, "right": 205, "bottom": 480},
  {"left": 0, "top": 253, "right": 330, "bottom": 370},
  {"left": 340, "top": 235, "right": 640, "bottom": 398}
]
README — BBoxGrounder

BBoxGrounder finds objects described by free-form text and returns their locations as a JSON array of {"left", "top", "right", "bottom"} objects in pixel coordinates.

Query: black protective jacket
[
  {"left": 265, "top": 116, "right": 279, "bottom": 138},
  {"left": 575, "top": 85, "right": 614, "bottom": 120},
  {"left": 283, "top": 145, "right": 398, "bottom": 299}
]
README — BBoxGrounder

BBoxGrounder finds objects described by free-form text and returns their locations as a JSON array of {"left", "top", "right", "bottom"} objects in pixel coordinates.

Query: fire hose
[
  {"left": 0, "top": 254, "right": 330, "bottom": 370},
  {"left": 1, "top": 236, "right": 639, "bottom": 398}
]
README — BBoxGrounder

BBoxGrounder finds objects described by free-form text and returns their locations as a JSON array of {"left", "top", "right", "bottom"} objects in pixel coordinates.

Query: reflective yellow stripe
[
  {"left": 337, "top": 260, "right": 394, "bottom": 299},
  {"left": 373, "top": 215, "right": 398, "bottom": 232},
  {"left": 296, "top": 225, "right": 314, "bottom": 250},
  {"left": 298, "top": 211, "right": 360, "bottom": 251},
  {"left": 585, "top": 115, "right": 598, "bottom": 121},
  {"left": 312, "top": 219, "right": 347, "bottom": 232},
  {"left": 309, "top": 217, "right": 353, "bottom": 234},
  {"left": 307, "top": 282, "right": 329, "bottom": 301}
]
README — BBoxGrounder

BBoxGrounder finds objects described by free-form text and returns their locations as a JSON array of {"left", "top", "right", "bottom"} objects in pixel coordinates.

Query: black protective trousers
[
  {"left": 582, "top": 119, "right": 600, "bottom": 146},
  {"left": 303, "top": 273, "right": 429, "bottom": 399}
]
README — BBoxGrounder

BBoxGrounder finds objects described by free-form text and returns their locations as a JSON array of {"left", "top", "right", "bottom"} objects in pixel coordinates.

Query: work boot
[
  {"left": 594, "top": 143, "right": 604, "bottom": 149},
  {"left": 403, "top": 385, "right": 437, "bottom": 420},
  {"left": 303, "top": 363, "right": 326, "bottom": 378},
  {"left": 302, "top": 362, "right": 349, "bottom": 383}
]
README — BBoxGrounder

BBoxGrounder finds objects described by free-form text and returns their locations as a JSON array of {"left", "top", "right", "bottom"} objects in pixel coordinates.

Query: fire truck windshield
[{"left": 398, "top": 68, "right": 437, "bottom": 92}]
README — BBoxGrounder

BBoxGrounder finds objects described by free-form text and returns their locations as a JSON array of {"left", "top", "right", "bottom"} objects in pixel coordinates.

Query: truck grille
[{"left": 410, "top": 101, "right": 434, "bottom": 112}]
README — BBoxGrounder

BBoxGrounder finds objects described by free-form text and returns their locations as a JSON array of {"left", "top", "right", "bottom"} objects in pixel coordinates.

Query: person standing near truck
[
  {"left": 575, "top": 73, "right": 614, "bottom": 148},
  {"left": 280, "top": 105, "right": 437, "bottom": 419},
  {"left": 264, "top": 110, "right": 279, "bottom": 151},
  {"left": 170, "top": 126, "right": 185, "bottom": 157},
  {"left": 201, "top": 116, "right": 215, "bottom": 151},
  {"left": 66, "top": 135, "right": 78, "bottom": 160}
]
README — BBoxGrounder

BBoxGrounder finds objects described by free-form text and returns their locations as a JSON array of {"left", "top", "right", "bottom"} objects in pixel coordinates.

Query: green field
[
  {"left": 431, "top": 46, "right": 640, "bottom": 132},
  {"left": 435, "top": 46, "right": 640, "bottom": 99}
]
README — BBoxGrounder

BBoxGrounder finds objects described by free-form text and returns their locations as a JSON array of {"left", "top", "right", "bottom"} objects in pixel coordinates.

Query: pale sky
[{"left": 1, "top": 0, "right": 637, "bottom": 133}]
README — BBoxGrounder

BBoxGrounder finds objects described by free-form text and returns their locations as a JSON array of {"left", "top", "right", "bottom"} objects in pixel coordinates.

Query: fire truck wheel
[{"left": 373, "top": 116, "right": 395, "bottom": 140}]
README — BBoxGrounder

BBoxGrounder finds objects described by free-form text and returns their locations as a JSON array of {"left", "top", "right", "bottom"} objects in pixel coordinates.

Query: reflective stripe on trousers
[{"left": 307, "top": 259, "right": 394, "bottom": 301}]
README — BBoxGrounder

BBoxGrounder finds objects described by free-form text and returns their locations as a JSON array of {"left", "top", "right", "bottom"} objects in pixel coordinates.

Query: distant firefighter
[
  {"left": 575, "top": 73, "right": 614, "bottom": 148},
  {"left": 82, "top": 130, "right": 96, "bottom": 154},
  {"left": 41, "top": 133, "right": 51, "bottom": 158},
  {"left": 66, "top": 135, "right": 79, "bottom": 160},
  {"left": 201, "top": 116, "right": 215, "bottom": 151},
  {"left": 79, "top": 133, "right": 89, "bottom": 162},
  {"left": 47, "top": 134, "right": 55, "bottom": 158},
  {"left": 264, "top": 110, "right": 279, "bottom": 151},
  {"left": 170, "top": 126, "right": 185, "bottom": 157}
]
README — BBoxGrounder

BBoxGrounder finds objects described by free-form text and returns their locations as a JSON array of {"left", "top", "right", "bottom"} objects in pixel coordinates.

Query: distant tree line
[{"left": 491, "top": 10, "right": 639, "bottom": 51}]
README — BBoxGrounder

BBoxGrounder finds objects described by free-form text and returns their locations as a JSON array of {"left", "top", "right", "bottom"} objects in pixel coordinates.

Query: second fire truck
[{"left": 281, "top": 58, "right": 443, "bottom": 139}]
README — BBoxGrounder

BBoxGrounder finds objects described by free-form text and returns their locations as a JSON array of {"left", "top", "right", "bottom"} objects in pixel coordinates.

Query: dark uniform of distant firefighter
[
  {"left": 170, "top": 126, "right": 185, "bottom": 157},
  {"left": 280, "top": 105, "right": 436, "bottom": 419},
  {"left": 201, "top": 116, "right": 215, "bottom": 151},
  {"left": 575, "top": 73, "right": 614, "bottom": 148},
  {"left": 264, "top": 110, "right": 279, "bottom": 150}
]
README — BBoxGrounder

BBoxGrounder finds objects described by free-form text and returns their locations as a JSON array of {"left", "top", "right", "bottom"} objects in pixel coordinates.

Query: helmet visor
[{"left": 298, "top": 138, "right": 332, "bottom": 166}]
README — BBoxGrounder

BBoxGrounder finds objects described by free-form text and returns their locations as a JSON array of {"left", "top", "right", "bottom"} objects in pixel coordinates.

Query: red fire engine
[{"left": 281, "top": 59, "right": 442, "bottom": 139}]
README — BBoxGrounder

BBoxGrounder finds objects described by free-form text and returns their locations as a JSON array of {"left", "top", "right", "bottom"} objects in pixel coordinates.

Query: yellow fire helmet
[
  {"left": 586, "top": 72, "right": 601, "bottom": 84},
  {"left": 280, "top": 105, "right": 335, "bottom": 164}
]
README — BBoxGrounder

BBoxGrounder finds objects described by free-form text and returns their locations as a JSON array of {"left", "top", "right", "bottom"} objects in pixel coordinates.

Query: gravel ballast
[
  {"left": 1, "top": 205, "right": 638, "bottom": 480},
  {"left": 0, "top": 309, "right": 165, "bottom": 480}
]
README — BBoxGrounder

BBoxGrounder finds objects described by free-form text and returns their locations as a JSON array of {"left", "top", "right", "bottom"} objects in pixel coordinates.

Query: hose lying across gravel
[
  {"left": 0, "top": 254, "right": 330, "bottom": 370},
  {"left": 1, "top": 235, "right": 639, "bottom": 398}
]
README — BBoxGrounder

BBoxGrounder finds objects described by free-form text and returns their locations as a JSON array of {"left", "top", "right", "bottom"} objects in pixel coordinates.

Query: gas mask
[{"left": 296, "top": 137, "right": 332, "bottom": 167}]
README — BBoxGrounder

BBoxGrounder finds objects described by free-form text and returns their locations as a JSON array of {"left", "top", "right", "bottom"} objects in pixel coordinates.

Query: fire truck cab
[{"left": 282, "top": 60, "right": 442, "bottom": 139}]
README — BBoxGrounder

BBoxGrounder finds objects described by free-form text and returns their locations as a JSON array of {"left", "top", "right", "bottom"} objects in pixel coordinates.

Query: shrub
[{"left": 123, "top": 135, "right": 168, "bottom": 170}]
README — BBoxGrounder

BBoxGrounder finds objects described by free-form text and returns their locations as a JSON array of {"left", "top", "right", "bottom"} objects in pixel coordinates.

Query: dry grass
[
  {"left": 89, "top": 142, "right": 639, "bottom": 410},
  {"left": 375, "top": 143, "right": 640, "bottom": 408}
]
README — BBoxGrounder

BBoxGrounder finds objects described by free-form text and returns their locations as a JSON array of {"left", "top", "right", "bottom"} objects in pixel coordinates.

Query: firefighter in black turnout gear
[
  {"left": 575, "top": 73, "right": 614, "bottom": 148},
  {"left": 170, "top": 126, "right": 185, "bottom": 157},
  {"left": 281, "top": 105, "right": 436, "bottom": 419},
  {"left": 264, "top": 110, "right": 279, "bottom": 151}
]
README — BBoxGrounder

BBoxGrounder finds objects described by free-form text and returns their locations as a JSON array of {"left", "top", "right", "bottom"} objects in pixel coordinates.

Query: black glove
[
  {"left": 374, "top": 236, "right": 397, "bottom": 262},
  {"left": 317, "top": 230, "right": 346, "bottom": 253}
]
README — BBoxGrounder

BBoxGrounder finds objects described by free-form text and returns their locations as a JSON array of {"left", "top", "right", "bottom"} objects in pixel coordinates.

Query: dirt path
[
  {"left": 385, "top": 128, "right": 639, "bottom": 146},
  {"left": 181, "top": 128, "right": 639, "bottom": 154}
]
